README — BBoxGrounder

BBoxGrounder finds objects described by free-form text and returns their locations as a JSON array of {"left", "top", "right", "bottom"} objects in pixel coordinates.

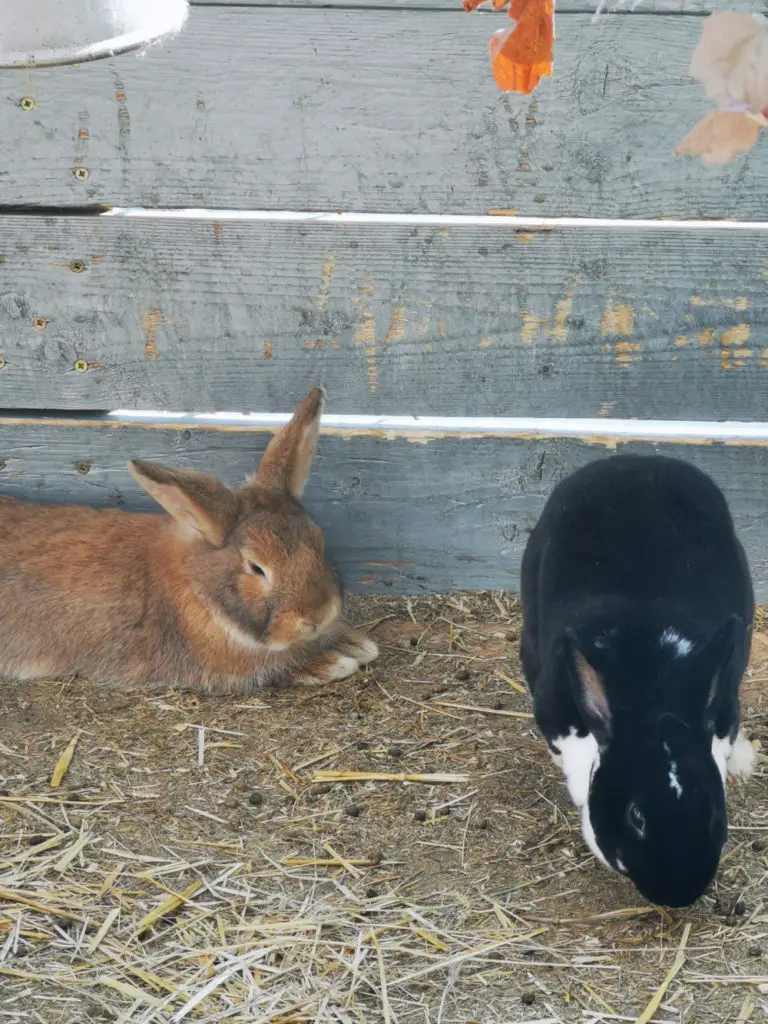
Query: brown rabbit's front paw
[
  {"left": 296, "top": 622, "right": 379, "bottom": 685},
  {"left": 338, "top": 627, "right": 379, "bottom": 666},
  {"left": 298, "top": 651, "right": 365, "bottom": 685}
]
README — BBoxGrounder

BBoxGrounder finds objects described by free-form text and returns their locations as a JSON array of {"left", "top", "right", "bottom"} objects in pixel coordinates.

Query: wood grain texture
[
  {"left": 1, "top": 8, "right": 766, "bottom": 217},
  {"left": 2, "top": 418, "right": 768, "bottom": 597},
  {"left": 1, "top": 215, "right": 767, "bottom": 419},
  {"left": 199, "top": 0, "right": 765, "bottom": 12}
]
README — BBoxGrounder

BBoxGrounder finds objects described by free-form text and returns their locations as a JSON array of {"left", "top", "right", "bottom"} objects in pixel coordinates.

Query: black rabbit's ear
[
  {"left": 564, "top": 629, "right": 612, "bottom": 741},
  {"left": 696, "top": 614, "right": 744, "bottom": 713}
]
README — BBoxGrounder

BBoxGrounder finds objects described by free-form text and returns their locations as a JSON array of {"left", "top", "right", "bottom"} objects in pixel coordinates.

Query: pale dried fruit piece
[
  {"left": 690, "top": 12, "right": 768, "bottom": 110},
  {"left": 676, "top": 12, "right": 768, "bottom": 164},
  {"left": 675, "top": 110, "right": 762, "bottom": 165}
]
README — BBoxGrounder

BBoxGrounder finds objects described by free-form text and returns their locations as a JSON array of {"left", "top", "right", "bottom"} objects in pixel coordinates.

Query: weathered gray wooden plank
[
  {"left": 1, "top": 215, "right": 767, "bottom": 419},
  {"left": 2, "top": 417, "right": 768, "bottom": 598},
  {"left": 1, "top": 8, "right": 765, "bottom": 217},
  {"left": 200, "top": 0, "right": 765, "bottom": 12}
]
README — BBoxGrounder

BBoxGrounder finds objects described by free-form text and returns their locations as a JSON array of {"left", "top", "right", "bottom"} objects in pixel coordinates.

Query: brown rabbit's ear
[
  {"left": 254, "top": 387, "right": 325, "bottom": 500},
  {"left": 129, "top": 461, "right": 240, "bottom": 547}
]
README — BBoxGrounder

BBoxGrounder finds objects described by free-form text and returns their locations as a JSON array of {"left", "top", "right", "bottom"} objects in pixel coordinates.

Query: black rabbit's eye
[
  {"left": 627, "top": 803, "right": 646, "bottom": 838},
  {"left": 248, "top": 562, "right": 266, "bottom": 578}
]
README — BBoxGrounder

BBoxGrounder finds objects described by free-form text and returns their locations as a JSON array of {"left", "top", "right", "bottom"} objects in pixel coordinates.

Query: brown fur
[{"left": 0, "top": 389, "right": 378, "bottom": 693}]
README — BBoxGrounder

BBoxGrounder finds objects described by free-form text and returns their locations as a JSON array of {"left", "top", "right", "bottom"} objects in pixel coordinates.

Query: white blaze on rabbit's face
[
  {"left": 668, "top": 762, "right": 683, "bottom": 798},
  {"left": 581, "top": 803, "right": 611, "bottom": 868},
  {"left": 659, "top": 628, "right": 694, "bottom": 658},
  {"left": 663, "top": 742, "right": 684, "bottom": 798},
  {"left": 550, "top": 728, "right": 600, "bottom": 809},
  {"left": 550, "top": 728, "right": 610, "bottom": 867}
]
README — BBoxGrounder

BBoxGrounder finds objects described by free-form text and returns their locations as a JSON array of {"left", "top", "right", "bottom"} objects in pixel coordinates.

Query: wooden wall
[{"left": 1, "top": 0, "right": 767, "bottom": 596}]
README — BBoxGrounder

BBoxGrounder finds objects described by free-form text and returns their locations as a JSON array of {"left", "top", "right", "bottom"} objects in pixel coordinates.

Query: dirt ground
[{"left": 0, "top": 593, "right": 766, "bottom": 1024}]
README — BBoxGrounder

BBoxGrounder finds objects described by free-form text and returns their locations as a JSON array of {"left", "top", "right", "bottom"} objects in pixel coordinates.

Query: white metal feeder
[{"left": 0, "top": 0, "right": 189, "bottom": 68}]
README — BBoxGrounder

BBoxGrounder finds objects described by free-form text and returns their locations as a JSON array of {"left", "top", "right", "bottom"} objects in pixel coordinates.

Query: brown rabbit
[{"left": 0, "top": 388, "right": 378, "bottom": 693}]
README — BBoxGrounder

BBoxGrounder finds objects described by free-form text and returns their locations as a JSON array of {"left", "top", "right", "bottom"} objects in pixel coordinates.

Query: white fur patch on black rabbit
[{"left": 520, "top": 454, "right": 755, "bottom": 908}]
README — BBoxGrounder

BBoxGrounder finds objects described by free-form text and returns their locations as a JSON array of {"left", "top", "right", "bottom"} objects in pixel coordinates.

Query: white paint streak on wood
[
  {"left": 104, "top": 209, "right": 768, "bottom": 232},
  {"left": 105, "top": 410, "right": 768, "bottom": 444}
]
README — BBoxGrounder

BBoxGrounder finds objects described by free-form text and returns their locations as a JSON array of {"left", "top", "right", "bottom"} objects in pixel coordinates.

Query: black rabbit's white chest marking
[
  {"left": 659, "top": 627, "right": 693, "bottom": 658},
  {"left": 550, "top": 728, "right": 599, "bottom": 809}
]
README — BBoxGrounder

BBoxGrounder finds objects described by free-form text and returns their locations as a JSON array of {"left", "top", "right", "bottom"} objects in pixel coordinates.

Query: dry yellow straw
[
  {"left": 322, "top": 843, "right": 362, "bottom": 878},
  {"left": 89, "top": 908, "right": 120, "bottom": 954},
  {"left": 50, "top": 733, "right": 79, "bottom": 788},
  {"left": 282, "top": 856, "right": 380, "bottom": 869},
  {"left": 313, "top": 770, "right": 469, "bottom": 785},
  {"left": 136, "top": 880, "right": 203, "bottom": 936},
  {"left": 433, "top": 701, "right": 533, "bottom": 719},
  {"left": 372, "top": 933, "right": 392, "bottom": 1024},
  {"left": 635, "top": 922, "right": 691, "bottom": 1024},
  {"left": 496, "top": 669, "right": 527, "bottom": 695}
]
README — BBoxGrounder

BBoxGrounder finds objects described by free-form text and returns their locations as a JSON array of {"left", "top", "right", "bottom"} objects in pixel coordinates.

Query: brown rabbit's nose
[
  {"left": 264, "top": 612, "right": 320, "bottom": 651},
  {"left": 295, "top": 617, "right": 319, "bottom": 638}
]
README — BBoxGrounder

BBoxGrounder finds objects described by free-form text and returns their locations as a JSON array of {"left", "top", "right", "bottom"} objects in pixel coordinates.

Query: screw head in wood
[{"left": 74, "top": 359, "right": 88, "bottom": 372}]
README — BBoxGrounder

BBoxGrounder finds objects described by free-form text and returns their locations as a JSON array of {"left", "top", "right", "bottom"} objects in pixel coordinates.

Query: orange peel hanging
[{"left": 464, "top": 0, "right": 555, "bottom": 95}]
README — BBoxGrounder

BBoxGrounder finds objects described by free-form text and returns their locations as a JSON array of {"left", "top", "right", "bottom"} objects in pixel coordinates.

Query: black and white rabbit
[{"left": 520, "top": 454, "right": 755, "bottom": 907}]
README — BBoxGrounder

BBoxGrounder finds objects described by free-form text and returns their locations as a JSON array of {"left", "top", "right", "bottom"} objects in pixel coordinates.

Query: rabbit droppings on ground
[
  {"left": 0, "top": 388, "right": 377, "bottom": 693},
  {"left": 520, "top": 454, "right": 756, "bottom": 907}
]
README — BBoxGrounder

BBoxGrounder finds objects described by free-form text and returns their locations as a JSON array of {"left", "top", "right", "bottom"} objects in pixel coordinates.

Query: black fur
[{"left": 520, "top": 454, "right": 753, "bottom": 907}]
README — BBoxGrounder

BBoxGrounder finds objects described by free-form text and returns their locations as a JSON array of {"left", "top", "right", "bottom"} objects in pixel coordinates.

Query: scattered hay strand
[
  {"left": 88, "top": 907, "right": 120, "bottom": 953},
  {"left": 312, "top": 770, "right": 470, "bottom": 785},
  {"left": 136, "top": 879, "right": 203, "bottom": 936},
  {"left": 432, "top": 701, "right": 534, "bottom": 719},
  {"left": 495, "top": 669, "right": 527, "bottom": 695},
  {"left": 94, "top": 976, "right": 164, "bottom": 1007},
  {"left": 372, "top": 932, "right": 393, "bottom": 1024},
  {"left": 738, "top": 994, "right": 757, "bottom": 1021},
  {"left": 281, "top": 856, "right": 383, "bottom": 869},
  {"left": 634, "top": 921, "right": 691, "bottom": 1024},
  {"left": 49, "top": 732, "right": 79, "bottom": 788},
  {"left": 0, "top": 888, "right": 95, "bottom": 926},
  {"left": 292, "top": 747, "right": 346, "bottom": 771},
  {"left": 53, "top": 830, "right": 90, "bottom": 874},
  {"left": 321, "top": 842, "right": 363, "bottom": 877}
]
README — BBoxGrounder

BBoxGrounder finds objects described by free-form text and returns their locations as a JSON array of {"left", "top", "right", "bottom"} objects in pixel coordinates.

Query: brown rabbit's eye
[{"left": 248, "top": 562, "right": 266, "bottom": 578}]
